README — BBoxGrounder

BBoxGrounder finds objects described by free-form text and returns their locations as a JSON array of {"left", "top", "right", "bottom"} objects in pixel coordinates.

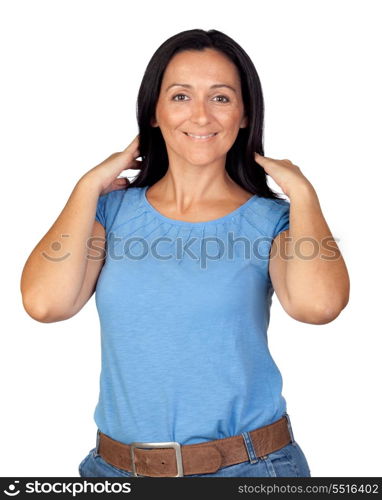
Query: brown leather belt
[{"left": 96, "top": 414, "right": 294, "bottom": 477}]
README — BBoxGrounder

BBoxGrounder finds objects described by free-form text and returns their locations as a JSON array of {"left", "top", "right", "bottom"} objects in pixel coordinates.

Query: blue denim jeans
[{"left": 78, "top": 416, "right": 311, "bottom": 478}]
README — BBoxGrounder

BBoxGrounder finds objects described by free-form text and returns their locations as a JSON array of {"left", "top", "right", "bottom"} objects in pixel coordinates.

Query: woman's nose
[{"left": 190, "top": 100, "right": 211, "bottom": 124}]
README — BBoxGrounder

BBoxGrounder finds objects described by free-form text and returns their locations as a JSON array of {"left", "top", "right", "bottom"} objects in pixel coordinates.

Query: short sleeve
[
  {"left": 94, "top": 189, "right": 127, "bottom": 233},
  {"left": 95, "top": 194, "right": 107, "bottom": 228},
  {"left": 272, "top": 199, "right": 290, "bottom": 239}
]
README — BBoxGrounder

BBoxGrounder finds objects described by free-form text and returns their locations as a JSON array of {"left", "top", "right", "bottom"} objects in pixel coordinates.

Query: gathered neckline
[{"left": 141, "top": 185, "right": 258, "bottom": 227}]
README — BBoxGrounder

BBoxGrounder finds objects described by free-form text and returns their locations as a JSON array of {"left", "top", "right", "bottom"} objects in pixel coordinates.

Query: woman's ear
[{"left": 151, "top": 117, "right": 158, "bottom": 127}]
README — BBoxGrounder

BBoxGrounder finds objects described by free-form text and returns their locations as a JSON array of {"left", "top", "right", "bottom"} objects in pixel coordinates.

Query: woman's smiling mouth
[{"left": 183, "top": 132, "right": 219, "bottom": 141}]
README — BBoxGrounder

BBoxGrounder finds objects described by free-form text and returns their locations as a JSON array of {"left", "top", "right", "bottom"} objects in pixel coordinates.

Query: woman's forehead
[{"left": 162, "top": 50, "right": 241, "bottom": 86}]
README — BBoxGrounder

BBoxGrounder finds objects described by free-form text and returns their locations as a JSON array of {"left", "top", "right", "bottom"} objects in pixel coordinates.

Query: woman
[{"left": 20, "top": 28, "right": 350, "bottom": 478}]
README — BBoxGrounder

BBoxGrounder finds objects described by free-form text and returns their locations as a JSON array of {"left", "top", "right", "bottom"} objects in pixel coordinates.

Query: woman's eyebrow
[{"left": 165, "top": 83, "right": 237, "bottom": 93}]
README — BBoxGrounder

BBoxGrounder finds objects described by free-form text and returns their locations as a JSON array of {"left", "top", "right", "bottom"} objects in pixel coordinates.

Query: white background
[{"left": 1, "top": 0, "right": 381, "bottom": 477}]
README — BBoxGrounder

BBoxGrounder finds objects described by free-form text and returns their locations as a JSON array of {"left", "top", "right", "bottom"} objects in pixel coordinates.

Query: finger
[
  {"left": 122, "top": 145, "right": 140, "bottom": 157},
  {"left": 123, "top": 135, "right": 140, "bottom": 153},
  {"left": 254, "top": 152, "right": 272, "bottom": 163},
  {"left": 128, "top": 159, "right": 142, "bottom": 169},
  {"left": 115, "top": 177, "right": 129, "bottom": 184},
  {"left": 254, "top": 152, "right": 268, "bottom": 160}
]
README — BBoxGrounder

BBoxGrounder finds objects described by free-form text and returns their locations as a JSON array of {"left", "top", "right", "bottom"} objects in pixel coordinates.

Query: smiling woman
[
  {"left": 132, "top": 29, "right": 278, "bottom": 201},
  {"left": 21, "top": 28, "right": 319, "bottom": 479},
  {"left": 148, "top": 48, "right": 249, "bottom": 184},
  {"left": 78, "top": 29, "right": 316, "bottom": 478},
  {"left": 152, "top": 49, "right": 248, "bottom": 153}
]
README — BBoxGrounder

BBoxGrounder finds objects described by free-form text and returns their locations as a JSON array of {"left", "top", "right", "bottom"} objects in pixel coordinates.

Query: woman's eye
[
  {"left": 214, "top": 95, "right": 230, "bottom": 103},
  {"left": 172, "top": 94, "right": 188, "bottom": 101}
]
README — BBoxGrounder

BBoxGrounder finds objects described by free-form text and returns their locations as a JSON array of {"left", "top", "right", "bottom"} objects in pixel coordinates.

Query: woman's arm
[
  {"left": 256, "top": 153, "right": 350, "bottom": 324},
  {"left": 273, "top": 183, "right": 350, "bottom": 324},
  {"left": 20, "top": 135, "right": 141, "bottom": 323},
  {"left": 20, "top": 175, "right": 105, "bottom": 322}
]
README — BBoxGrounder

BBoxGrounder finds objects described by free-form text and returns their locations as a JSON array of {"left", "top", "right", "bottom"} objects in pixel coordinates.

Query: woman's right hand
[{"left": 83, "top": 135, "right": 141, "bottom": 196}]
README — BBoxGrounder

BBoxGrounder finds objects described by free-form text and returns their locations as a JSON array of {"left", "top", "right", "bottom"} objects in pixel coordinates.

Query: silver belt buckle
[{"left": 130, "top": 441, "right": 184, "bottom": 477}]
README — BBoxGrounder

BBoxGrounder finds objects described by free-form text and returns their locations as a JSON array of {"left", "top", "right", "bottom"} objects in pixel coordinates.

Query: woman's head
[
  {"left": 151, "top": 48, "right": 248, "bottom": 174},
  {"left": 130, "top": 28, "right": 283, "bottom": 199}
]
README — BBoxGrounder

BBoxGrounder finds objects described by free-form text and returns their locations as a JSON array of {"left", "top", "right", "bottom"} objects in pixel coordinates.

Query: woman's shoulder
[
  {"left": 99, "top": 185, "right": 145, "bottom": 205},
  {"left": 95, "top": 186, "right": 144, "bottom": 231},
  {"left": 239, "top": 194, "right": 290, "bottom": 237}
]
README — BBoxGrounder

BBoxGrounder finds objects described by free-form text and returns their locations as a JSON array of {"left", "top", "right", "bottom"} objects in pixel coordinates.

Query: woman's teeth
[{"left": 185, "top": 132, "right": 217, "bottom": 139}]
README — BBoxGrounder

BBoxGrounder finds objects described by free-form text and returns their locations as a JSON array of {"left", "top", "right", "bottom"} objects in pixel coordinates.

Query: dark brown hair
[{"left": 128, "top": 28, "right": 283, "bottom": 199}]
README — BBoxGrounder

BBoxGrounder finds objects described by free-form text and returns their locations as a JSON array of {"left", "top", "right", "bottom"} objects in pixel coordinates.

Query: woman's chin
[{"left": 176, "top": 150, "right": 227, "bottom": 165}]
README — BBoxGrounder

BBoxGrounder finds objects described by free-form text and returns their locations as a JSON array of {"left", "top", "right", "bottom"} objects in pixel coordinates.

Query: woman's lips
[{"left": 183, "top": 132, "right": 218, "bottom": 141}]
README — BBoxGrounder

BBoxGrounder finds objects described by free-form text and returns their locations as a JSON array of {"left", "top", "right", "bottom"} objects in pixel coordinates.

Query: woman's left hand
[{"left": 254, "top": 152, "right": 313, "bottom": 197}]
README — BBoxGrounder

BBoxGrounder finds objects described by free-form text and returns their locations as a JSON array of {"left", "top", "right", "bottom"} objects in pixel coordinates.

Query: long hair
[{"left": 128, "top": 28, "right": 283, "bottom": 200}]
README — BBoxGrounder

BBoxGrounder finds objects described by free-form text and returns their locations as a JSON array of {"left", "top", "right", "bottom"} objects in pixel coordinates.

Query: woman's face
[{"left": 152, "top": 48, "right": 248, "bottom": 167}]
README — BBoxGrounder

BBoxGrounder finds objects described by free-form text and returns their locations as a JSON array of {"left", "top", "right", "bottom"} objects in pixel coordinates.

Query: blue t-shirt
[{"left": 93, "top": 185, "right": 290, "bottom": 445}]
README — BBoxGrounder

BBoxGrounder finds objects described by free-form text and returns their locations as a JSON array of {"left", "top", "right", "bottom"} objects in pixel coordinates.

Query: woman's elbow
[{"left": 21, "top": 297, "right": 72, "bottom": 323}]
